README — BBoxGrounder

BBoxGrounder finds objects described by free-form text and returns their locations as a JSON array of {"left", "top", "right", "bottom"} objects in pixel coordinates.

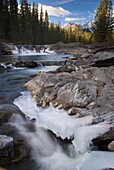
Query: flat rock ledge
[{"left": 24, "top": 65, "right": 114, "bottom": 116}]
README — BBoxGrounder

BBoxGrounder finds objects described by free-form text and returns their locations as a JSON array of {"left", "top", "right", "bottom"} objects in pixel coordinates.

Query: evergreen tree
[
  {"left": 9, "top": 0, "right": 18, "bottom": 42},
  {"left": 44, "top": 10, "right": 49, "bottom": 43},
  {"left": 3, "top": 0, "right": 10, "bottom": 40},
  {"left": 39, "top": 5, "right": 44, "bottom": 44},
  {"left": 0, "top": 0, "right": 4, "bottom": 39},
  {"left": 94, "top": 0, "right": 114, "bottom": 43},
  {"left": 32, "top": 3, "right": 40, "bottom": 44}
]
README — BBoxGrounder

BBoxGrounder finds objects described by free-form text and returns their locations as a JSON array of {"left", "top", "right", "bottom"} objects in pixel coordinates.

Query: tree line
[
  {"left": 0, "top": 0, "right": 113, "bottom": 45},
  {"left": 0, "top": 0, "right": 93, "bottom": 44}
]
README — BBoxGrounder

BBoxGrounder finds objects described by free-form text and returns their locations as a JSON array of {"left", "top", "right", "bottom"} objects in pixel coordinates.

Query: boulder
[
  {"left": 108, "top": 140, "right": 114, "bottom": 151},
  {"left": 50, "top": 42, "right": 86, "bottom": 54},
  {"left": 24, "top": 65, "right": 114, "bottom": 115},
  {"left": 13, "top": 61, "right": 38, "bottom": 68},
  {"left": 0, "top": 123, "right": 29, "bottom": 165},
  {"left": 0, "top": 42, "right": 12, "bottom": 55},
  {"left": 24, "top": 71, "right": 77, "bottom": 106},
  {"left": 0, "top": 104, "right": 25, "bottom": 124},
  {"left": 0, "top": 65, "right": 6, "bottom": 73},
  {"left": 56, "top": 65, "right": 75, "bottom": 73},
  {"left": 0, "top": 112, "right": 36, "bottom": 165},
  {"left": 57, "top": 80, "right": 97, "bottom": 108},
  {"left": 92, "top": 127, "right": 114, "bottom": 151}
]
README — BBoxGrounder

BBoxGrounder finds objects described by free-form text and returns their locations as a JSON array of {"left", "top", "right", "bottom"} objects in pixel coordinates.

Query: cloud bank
[
  {"left": 65, "top": 17, "right": 85, "bottom": 22},
  {"left": 39, "top": 4, "right": 71, "bottom": 17}
]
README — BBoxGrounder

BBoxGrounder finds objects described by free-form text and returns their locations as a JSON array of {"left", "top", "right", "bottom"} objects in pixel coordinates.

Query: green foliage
[{"left": 94, "top": 0, "right": 114, "bottom": 44}]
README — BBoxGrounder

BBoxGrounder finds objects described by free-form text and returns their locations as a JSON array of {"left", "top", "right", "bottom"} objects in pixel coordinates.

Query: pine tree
[
  {"left": 94, "top": 0, "right": 114, "bottom": 43},
  {"left": 39, "top": 5, "right": 44, "bottom": 44},
  {"left": 106, "top": 0, "right": 114, "bottom": 44},
  {"left": 3, "top": 0, "right": 10, "bottom": 40},
  {"left": 0, "top": 0, "right": 4, "bottom": 39},
  {"left": 44, "top": 10, "right": 49, "bottom": 43},
  {"left": 9, "top": 0, "right": 18, "bottom": 42}
]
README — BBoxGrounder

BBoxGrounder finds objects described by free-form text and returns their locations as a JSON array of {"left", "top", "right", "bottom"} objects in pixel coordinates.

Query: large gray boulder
[
  {"left": 0, "top": 104, "right": 25, "bottom": 124},
  {"left": 24, "top": 66, "right": 114, "bottom": 115},
  {"left": 57, "top": 80, "right": 97, "bottom": 108}
]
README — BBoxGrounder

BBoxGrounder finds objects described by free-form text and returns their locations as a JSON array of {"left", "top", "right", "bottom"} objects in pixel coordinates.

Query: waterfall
[
  {"left": 12, "top": 91, "right": 114, "bottom": 170},
  {"left": 12, "top": 46, "right": 56, "bottom": 55}
]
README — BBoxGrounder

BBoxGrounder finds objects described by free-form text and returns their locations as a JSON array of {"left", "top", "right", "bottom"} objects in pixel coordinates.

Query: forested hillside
[{"left": 0, "top": 0, "right": 93, "bottom": 44}]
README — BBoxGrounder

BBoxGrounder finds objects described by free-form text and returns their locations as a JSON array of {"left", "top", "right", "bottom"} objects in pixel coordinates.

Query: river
[
  {"left": 0, "top": 51, "right": 114, "bottom": 170},
  {"left": 0, "top": 53, "right": 66, "bottom": 104}
]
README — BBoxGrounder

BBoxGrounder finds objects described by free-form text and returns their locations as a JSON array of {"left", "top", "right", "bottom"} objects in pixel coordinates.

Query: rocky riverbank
[
  {"left": 0, "top": 42, "right": 114, "bottom": 168},
  {"left": 24, "top": 49, "right": 114, "bottom": 152}
]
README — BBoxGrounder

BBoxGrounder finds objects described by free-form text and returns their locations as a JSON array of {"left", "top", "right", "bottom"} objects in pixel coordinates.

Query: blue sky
[{"left": 31, "top": 0, "right": 114, "bottom": 26}]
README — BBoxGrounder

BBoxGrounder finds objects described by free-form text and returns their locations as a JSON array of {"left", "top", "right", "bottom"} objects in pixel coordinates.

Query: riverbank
[
  {"left": 24, "top": 49, "right": 114, "bottom": 151},
  {"left": 0, "top": 42, "right": 114, "bottom": 170}
]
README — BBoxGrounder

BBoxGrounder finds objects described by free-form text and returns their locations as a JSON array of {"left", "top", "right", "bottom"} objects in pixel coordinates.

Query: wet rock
[
  {"left": 103, "top": 112, "right": 114, "bottom": 122},
  {"left": 0, "top": 135, "right": 13, "bottom": 149},
  {"left": 56, "top": 65, "right": 75, "bottom": 73},
  {"left": 0, "top": 65, "right": 6, "bottom": 73},
  {"left": 41, "top": 60, "right": 66, "bottom": 66},
  {"left": 0, "top": 104, "right": 25, "bottom": 124},
  {"left": 92, "top": 127, "right": 114, "bottom": 151},
  {"left": 13, "top": 61, "right": 38, "bottom": 68},
  {"left": 93, "top": 57, "right": 114, "bottom": 67},
  {"left": 68, "top": 107, "right": 97, "bottom": 117},
  {"left": 0, "top": 123, "right": 29, "bottom": 165},
  {"left": 108, "top": 140, "right": 114, "bottom": 151},
  {"left": 102, "top": 168, "right": 114, "bottom": 170},
  {"left": 0, "top": 42, "right": 12, "bottom": 55}
]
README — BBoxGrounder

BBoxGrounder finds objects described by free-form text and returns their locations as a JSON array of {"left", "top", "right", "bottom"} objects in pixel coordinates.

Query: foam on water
[{"left": 12, "top": 46, "right": 56, "bottom": 55}]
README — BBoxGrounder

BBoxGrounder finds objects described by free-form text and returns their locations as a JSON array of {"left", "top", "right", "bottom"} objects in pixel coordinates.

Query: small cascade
[
  {"left": 12, "top": 45, "right": 56, "bottom": 55},
  {"left": 19, "top": 47, "right": 37, "bottom": 54},
  {"left": 12, "top": 46, "right": 19, "bottom": 54},
  {"left": 13, "top": 91, "right": 114, "bottom": 170}
]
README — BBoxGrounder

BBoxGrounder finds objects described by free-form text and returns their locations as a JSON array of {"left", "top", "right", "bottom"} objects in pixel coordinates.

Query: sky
[{"left": 31, "top": 0, "right": 114, "bottom": 26}]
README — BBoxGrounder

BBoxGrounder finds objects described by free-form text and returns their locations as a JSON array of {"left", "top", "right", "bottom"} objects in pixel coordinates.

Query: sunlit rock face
[
  {"left": 56, "top": 80, "right": 97, "bottom": 108},
  {"left": 24, "top": 65, "right": 114, "bottom": 116}
]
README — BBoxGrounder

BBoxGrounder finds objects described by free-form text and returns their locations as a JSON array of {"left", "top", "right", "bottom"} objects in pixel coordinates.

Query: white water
[
  {"left": 12, "top": 46, "right": 56, "bottom": 55},
  {"left": 13, "top": 91, "right": 114, "bottom": 170}
]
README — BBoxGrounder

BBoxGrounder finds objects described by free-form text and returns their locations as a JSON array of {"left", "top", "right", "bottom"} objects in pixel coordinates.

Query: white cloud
[
  {"left": 54, "top": 0, "right": 75, "bottom": 5},
  {"left": 39, "top": 4, "right": 71, "bottom": 17},
  {"left": 65, "top": 17, "right": 86, "bottom": 22},
  {"left": 88, "top": 10, "right": 96, "bottom": 19}
]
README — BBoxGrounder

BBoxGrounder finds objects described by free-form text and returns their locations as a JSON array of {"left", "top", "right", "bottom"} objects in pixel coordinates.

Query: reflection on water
[{"left": 0, "top": 54, "right": 67, "bottom": 63}]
